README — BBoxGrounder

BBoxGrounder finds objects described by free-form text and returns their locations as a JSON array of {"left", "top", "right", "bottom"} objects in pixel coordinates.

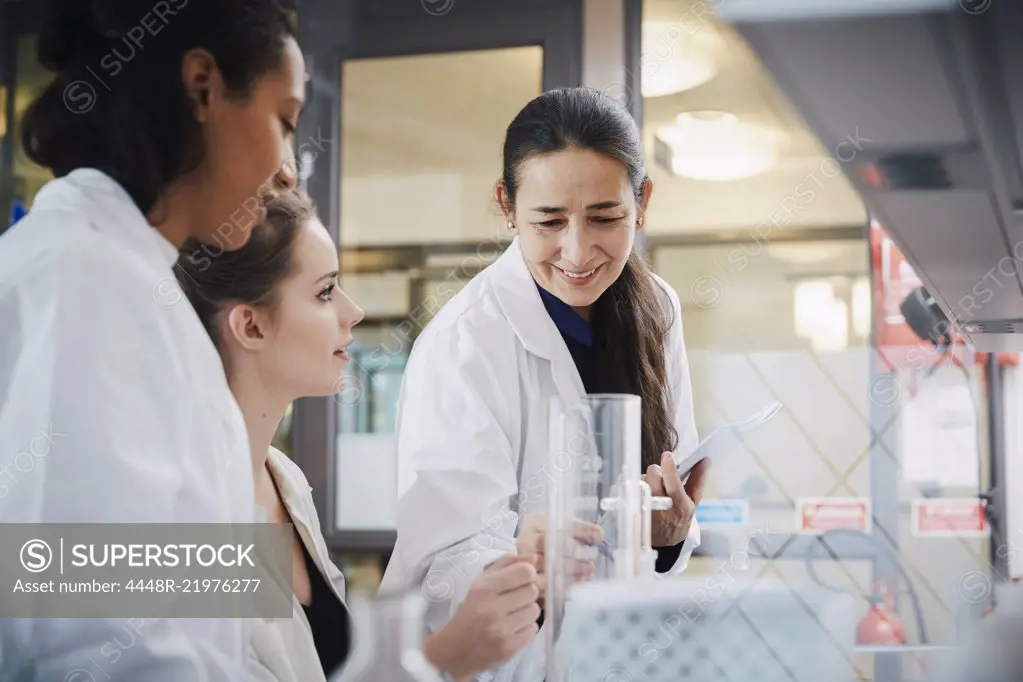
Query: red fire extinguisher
[{"left": 857, "top": 581, "right": 907, "bottom": 645}]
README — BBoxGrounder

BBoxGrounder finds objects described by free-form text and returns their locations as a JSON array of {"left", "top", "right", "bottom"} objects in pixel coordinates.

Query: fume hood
[{"left": 717, "top": 0, "right": 1023, "bottom": 350}]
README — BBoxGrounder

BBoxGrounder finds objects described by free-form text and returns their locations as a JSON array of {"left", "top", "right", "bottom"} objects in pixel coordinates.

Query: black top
[
  {"left": 535, "top": 284, "right": 685, "bottom": 573},
  {"left": 299, "top": 536, "right": 352, "bottom": 678}
]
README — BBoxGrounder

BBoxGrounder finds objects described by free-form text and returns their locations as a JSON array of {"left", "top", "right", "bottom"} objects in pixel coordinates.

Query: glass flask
[{"left": 329, "top": 591, "right": 444, "bottom": 682}]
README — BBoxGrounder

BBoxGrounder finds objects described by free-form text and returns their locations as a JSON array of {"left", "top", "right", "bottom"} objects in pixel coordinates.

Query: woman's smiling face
[{"left": 502, "top": 147, "right": 648, "bottom": 316}]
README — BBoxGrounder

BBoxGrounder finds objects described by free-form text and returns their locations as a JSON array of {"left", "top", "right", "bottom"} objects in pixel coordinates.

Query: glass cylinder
[
  {"left": 330, "top": 591, "right": 444, "bottom": 682},
  {"left": 545, "top": 394, "right": 658, "bottom": 682}
]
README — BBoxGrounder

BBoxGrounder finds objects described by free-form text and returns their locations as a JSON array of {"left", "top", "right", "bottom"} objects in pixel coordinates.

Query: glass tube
[
  {"left": 330, "top": 591, "right": 444, "bottom": 682},
  {"left": 545, "top": 394, "right": 652, "bottom": 682}
]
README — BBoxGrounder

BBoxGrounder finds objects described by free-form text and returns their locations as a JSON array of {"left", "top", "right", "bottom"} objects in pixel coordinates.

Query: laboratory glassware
[
  {"left": 329, "top": 590, "right": 444, "bottom": 682},
  {"left": 545, "top": 394, "right": 667, "bottom": 682}
]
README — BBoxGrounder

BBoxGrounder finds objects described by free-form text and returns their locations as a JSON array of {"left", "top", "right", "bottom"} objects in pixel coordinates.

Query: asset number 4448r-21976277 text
[{"left": 124, "top": 578, "right": 261, "bottom": 593}]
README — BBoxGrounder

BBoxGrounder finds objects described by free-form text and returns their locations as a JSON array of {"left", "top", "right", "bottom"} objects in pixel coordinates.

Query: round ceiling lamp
[
  {"left": 655, "top": 110, "right": 786, "bottom": 182},
  {"left": 641, "top": 21, "right": 718, "bottom": 98}
]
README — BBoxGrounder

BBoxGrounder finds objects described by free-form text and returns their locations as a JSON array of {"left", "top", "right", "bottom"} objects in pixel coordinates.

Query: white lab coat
[
  {"left": 0, "top": 169, "right": 258, "bottom": 681},
  {"left": 249, "top": 446, "right": 350, "bottom": 682},
  {"left": 379, "top": 237, "right": 699, "bottom": 681}
]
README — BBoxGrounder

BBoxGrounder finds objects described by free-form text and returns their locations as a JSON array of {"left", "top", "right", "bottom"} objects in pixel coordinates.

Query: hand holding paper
[{"left": 646, "top": 451, "right": 709, "bottom": 547}]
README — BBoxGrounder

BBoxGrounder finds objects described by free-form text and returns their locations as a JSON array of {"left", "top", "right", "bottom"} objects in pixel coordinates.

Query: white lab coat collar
[
  {"left": 265, "top": 455, "right": 327, "bottom": 592},
  {"left": 248, "top": 448, "right": 349, "bottom": 682},
  {"left": 490, "top": 237, "right": 586, "bottom": 401},
  {"left": 32, "top": 168, "right": 179, "bottom": 269},
  {"left": 264, "top": 447, "right": 347, "bottom": 608}
]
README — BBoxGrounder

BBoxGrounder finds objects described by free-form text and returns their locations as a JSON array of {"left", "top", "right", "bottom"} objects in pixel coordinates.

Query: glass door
[
  {"left": 1, "top": 2, "right": 49, "bottom": 234},
  {"left": 289, "top": 0, "right": 584, "bottom": 576}
]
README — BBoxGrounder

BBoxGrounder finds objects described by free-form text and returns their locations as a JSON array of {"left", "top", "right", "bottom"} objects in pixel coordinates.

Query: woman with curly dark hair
[{"left": 0, "top": 1, "right": 308, "bottom": 679}]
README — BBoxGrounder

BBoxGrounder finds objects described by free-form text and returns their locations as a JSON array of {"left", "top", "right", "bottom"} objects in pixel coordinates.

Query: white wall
[
  {"left": 339, "top": 47, "right": 542, "bottom": 247},
  {"left": 336, "top": 433, "right": 398, "bottom": 531},
  {"left": 1005, "top": 364, "right": 1023, "bottom": 581}
]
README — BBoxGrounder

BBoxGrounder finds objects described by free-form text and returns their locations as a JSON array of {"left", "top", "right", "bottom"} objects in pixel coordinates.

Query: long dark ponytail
[{"left": 501, "top": 87, "right": 678, "bottom": 470}]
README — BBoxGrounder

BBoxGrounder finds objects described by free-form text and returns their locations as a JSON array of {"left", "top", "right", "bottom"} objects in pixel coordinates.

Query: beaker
[
  {"left": 330, "top": 590, "right": 444, "bottom": 682},
  {"left": 545, "top": 394, "right": 664, "bottom": 682}
]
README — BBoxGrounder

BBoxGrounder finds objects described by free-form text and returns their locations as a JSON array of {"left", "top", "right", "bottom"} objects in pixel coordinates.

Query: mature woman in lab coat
[
  {"left": 381, "top": 87, "right": 710, "bottom": 674},
  {"left": 174, "top": 190, "right": 542, "bottom": 682},
  {"left": 0, "top": 2, "right": 306, "bottom": 680}
]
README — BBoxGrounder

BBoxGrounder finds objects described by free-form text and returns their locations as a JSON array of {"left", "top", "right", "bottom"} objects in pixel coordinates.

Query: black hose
[{"left": 804, "top": 528, "right": 929, "bottom": 644}]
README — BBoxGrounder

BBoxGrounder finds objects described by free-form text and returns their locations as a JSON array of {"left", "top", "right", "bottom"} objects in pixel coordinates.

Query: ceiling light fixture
[
  {"left": 794, "top": 279, "right": 850, "bottom": 352},
  {"left": 794, "top": 280, "right": 837, "bottom": 340},
  {"left": 640, "top": 21, "right": 718, "bottom": 98},
  {"left": 852, "top": 277, "right": 872, "bottom": 337},
  {"left": 654, "top": 111, "right": 785, "bottom": 182}
]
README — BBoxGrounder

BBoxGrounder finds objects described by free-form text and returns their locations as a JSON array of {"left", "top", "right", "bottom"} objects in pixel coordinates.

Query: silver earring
[{"left": 507, "top": 220, "right": 515, "bottom": 231}]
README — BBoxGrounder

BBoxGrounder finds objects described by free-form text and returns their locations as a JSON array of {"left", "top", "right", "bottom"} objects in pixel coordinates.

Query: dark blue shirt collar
[{"left": 536, "top": 283, "right": 593, "bottom": 347}]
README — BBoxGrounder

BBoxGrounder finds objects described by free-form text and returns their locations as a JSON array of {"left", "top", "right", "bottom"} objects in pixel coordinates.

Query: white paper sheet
[
  {"left": 900, "top": 395, "right": 937, "bottom": 485},
  {"left": 900, "top": 371, "right": 979, "bottom": 489},
  {"left": 675, "top": 401, "right": 784, "bottom": 476}
]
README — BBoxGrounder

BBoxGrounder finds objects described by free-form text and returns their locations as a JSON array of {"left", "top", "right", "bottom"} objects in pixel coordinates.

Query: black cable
[
  {"left": 936, "top": 339, "right": 984, "bottom": 502},
  {"left": 931, "top": 345, "right": 995, "bottom": 544},
  {"left": 953, "top": 351, "right": 987, "bottom": 511},
  {"left": 804, "top": 528, "right": 929, "bottom": 644}
]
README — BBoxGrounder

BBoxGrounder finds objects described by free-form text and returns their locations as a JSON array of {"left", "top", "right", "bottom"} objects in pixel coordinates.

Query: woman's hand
[
  {"left": 645, "top": 452, "right": 710, "bottom": 548},
  {"left": 422, "top": 554, "right": 540, "bottom": 682},
  {"left": 515, "top": 513, "right": 603, "bottom": 602},
  {"left": 515, "top": 514, "right": 548, "bottom": 599}
]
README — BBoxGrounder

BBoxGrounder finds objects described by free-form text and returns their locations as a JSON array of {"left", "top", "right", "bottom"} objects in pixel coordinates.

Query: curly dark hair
[{"left": 21, "top": 0, "right": 298, "bottom": 215}]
